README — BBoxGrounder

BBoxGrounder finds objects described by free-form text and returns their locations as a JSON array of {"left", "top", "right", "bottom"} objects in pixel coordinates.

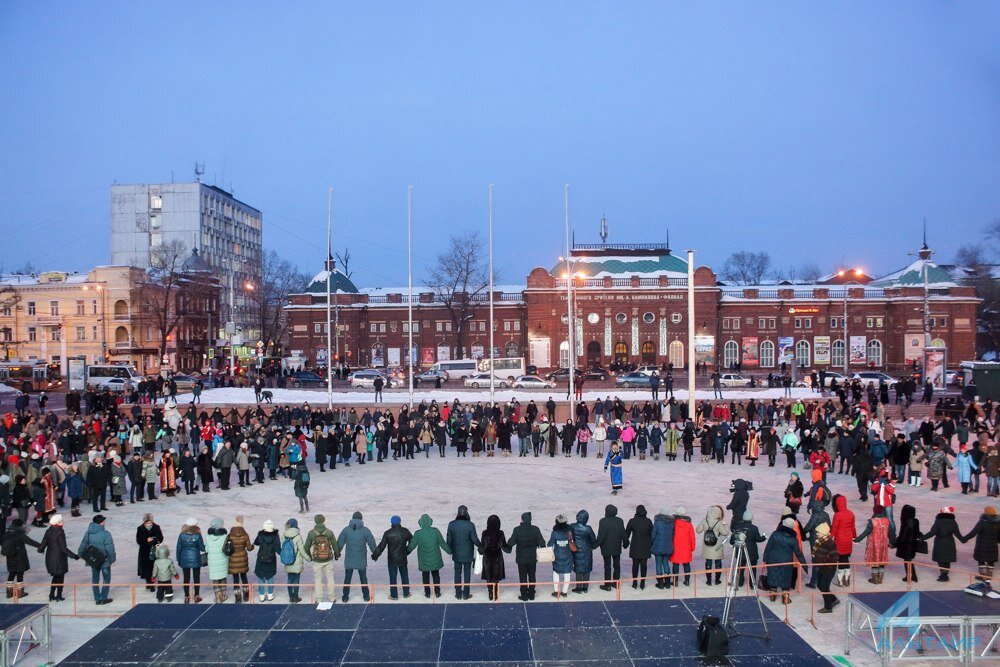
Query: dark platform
[
  {"left": 62, "top": 599, "right": 826, "bottom": 666},
  {"left": 0, "top": 604, "right": 47, "bottom": 631},
  {"left": 847, "top": 590, "right": 1000, "bottom": 619}
]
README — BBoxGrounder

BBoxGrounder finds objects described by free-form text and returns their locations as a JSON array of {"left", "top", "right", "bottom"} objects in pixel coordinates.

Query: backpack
[
  {"left": 298, "top": 470, "right": 310, "bottom": 487},
  {"left": 703, "top": 522, "right": 719, "bottom": 547},
  {"left": 697, "top": 615, "right": 729, "bottom": 658},
  {"left": 258, "top": 537, "right": 277, "bottom": 564},
  {"left": 280, "top": 537, "right": 296, "bottom": 565},
  {"left": 311, "top": 532, "right": 333, "bottom": 561}
]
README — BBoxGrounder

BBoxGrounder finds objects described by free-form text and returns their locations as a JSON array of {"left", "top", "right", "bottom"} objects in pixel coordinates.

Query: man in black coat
[
  {"left": 372, "top": 516, "right": 413, "bottom": 599},
  {"left": 86, "top": 458, "right": 108, "bottom": 513},
  {"left": 730, "top": 511, "right": 766, "bottom": 587},
  {"left": 505, "top": 512, "right": 545, "bottom": 600},
  {"left": 595, "top": 504, "right": 626, "bottom": 590}
]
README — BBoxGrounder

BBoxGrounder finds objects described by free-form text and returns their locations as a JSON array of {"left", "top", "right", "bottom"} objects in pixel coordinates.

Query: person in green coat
[
  {"left": 407, "top": 514, "right": 452, "bottom": 598},
  {"left": 204, "top": 518, "right": 230, "bottom": 603}
]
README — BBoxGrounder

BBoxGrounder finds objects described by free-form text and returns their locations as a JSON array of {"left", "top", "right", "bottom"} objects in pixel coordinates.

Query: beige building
[{"left": 0, "top": 266, "right": 158, "bottom": 375}]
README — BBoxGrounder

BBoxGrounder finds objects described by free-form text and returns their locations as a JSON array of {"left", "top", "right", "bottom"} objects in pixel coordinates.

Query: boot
[
  {"left": 234, "top": 590, "right": 243, "bottom": 604},
  {"left": 71, "top": 507, "right": 81, "bottom": 518},
  {"left": 5, "top": 583, "right": 13, "bottom": 599},
  {"left": 15, "top": 584, "right": 27, "bottom": 599},
  {"left": 715, "top": 573, "right": 722, "bottom": 586}
]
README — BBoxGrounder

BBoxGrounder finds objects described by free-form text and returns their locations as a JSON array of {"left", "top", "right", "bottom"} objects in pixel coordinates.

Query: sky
[{"left": 1, "top": 2, "right": 999, "bottom": 288}]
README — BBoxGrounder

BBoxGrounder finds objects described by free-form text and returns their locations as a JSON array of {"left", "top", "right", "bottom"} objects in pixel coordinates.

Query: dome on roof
[
  {"left": 182, "top": 248, "right": 214, "bottom": 273},
  {"left": 305, "top": 268, "right": 359, "bottom": 295}
]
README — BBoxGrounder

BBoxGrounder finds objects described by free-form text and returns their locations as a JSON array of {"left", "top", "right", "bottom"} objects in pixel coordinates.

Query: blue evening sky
[{"left": 1, "top": 2, "right": 998, "bottom": 287}]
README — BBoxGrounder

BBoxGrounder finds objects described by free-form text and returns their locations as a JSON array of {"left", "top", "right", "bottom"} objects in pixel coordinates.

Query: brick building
[{"left": 285, "top": 242, "right": 977, "bottom": 374}]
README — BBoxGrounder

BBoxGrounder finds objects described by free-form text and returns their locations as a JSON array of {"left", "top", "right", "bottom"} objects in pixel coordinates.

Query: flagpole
[
  {"left": 325, "top": 187, "right": 333, "bottom": 411},
  {"left": 407, "top": 185, "right": 414, "bottom": 409},
  {"left": 488, "top": 184, "right": 495, "bottom": 405},
  {"left": 565, "top": 184, "right": 575, "bottom": 420}
]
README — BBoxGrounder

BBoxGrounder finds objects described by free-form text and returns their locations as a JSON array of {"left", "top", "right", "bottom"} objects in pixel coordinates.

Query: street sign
[{"left": 256, "top": 340, "right": 264, "bottom": 348}]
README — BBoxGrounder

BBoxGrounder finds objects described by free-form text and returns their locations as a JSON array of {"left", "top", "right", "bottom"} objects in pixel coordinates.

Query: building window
[
  {"left": 830, "top": 317, "right": 840, "bottom": 329},
  {"left": 768, "top": 318, "right": 776, "bottom": 329},
  {"left": 150, "top": 193, "right": 162, "bottom": 209},
  {"left": 795, "top": 339, "right": 811, "bottom": 367},
  {"left": 758, "top": 318, "right": 767, "bottom": 330},
  {"left": 615, "top": 313, "right": 627, "bottom": 324},
  {"left": 92, "top": 325, "right": 98, "bottom": 340},
  {"left": 480, "top": 322, "right": 487, "bottom": 332},
  {"left": 92, "top": 300, "right": 98, "bottom": 315},
  {"left": 671, "top": 313, "right": 681, "bottom": 324},
  {"left": 412, "top": 322, "right": 419, "bottom": 333},
  {"left": 514, "top": 321, "right": 521, "bottom": 331},
  {"left": 669, "top": 340, "right": 685, "bottom": 368},
  {"left": 27, "top": 302, "right": 36, "bottom": 316},
  {"left": 504, "top": 321, "right": 511, "bottom": 331},
  {"left": 642, "top": 312, "right": 655, "bottom": 324},
  {"left": 391, "top": 322, "right": 398, "bottom": 333},
  {"left": 831, "top": 339, "right": 846, "bottom": 368},
  {"left": 436, "top": 322, "right": 443, "bottom": 332},
  {"left": 75, "top": 326, "right": 85, "bottom": 341},
  {"left": 505, "top": 341, "right": 519, "bottom": 357},
  {"left": 759, "top": 340, "right": 775, "bottom": 367},
  {"left": 446, "top": 322, "right": 452, "bottom": 332},
  {"left": 370, "top": 323, "right": 377, "bottom": 333},
  {"left": 28, "top": 327, "right": 36, "bottom": 342},
  {"left": 866, "top": 317, "right": 884, "bottom": 328},
  {"left": 379, "top": 323, "right": 386, "bottom": 333},
  {"left": 867, "top": 339, "right": 883, "bottom": 366},
  {"left": 723, "top": 317, "right": 740, "bottom": 330},
  {"left": 794, "top": 317, "right": 812, "bottom": 329},
  {"left": 0, "top": 328, "right": 10, "bottom": 342},
  {"left": 76, "top": 300, "right": 85, "bottom": 316},
  {"left": 1, "top": 306, "right": 9, "bottom": 317},
  {"left": 50, "top": 300, "right": 59, "bottom": 316},
  {"left": 50, "top": 327, "right": 60, "bottom": 342},
  {"left": 314, "top": 323, "right": 322, "bottom": 334},
  {"left": 930, "top": 317, "right": 947, "bottom": 328},
  {"left": 931, "top": 338, "right": 946, "bottom": 348},
  {"left": 723, "top": 340, "right": 739, "bottom": 368},
  {"left": 402, "top": 322, "right": 408, "bottom": 333}
]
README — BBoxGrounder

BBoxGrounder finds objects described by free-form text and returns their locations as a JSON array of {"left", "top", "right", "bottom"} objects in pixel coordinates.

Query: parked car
[
  {"left": 463, "top": 373, "right": 510, "bottom": 389},
  {"left": 851, "top": 371, "right": 899, "bottom": 388},
  {"left": 635, "top": 365, "right": 664, "bottom": 376},
  {"left": 512, "top": 375, "right": 555, "bottom": 389},
  {"left": 291, "top": 371, "right": 326, "bottom": 388},
  {"left": 348, "top": 369, "right": 403, "bottom": 388},
  {"left": 795, "top": 371, "right": 849, "bottom": 388},
  {"left": 615, "top": 372, "right": 653, "bottom": 388},
  {"left": 414, "top": 369, "right": 448, "bottom": 386},
  {"left": 104, "top": 378, "right": 128, "bottom": 393},
  {"left": 945, "top": 370, "right": 960, "bottom": 386},
  {"left": 169, "top": 374, "right": 199, "bottom": 391},
  {"left": 718, "top": 373, "right": 751, "bottom": 388},
  {"left": 545, "top": 367, "right": 608, "bottom": 382}
]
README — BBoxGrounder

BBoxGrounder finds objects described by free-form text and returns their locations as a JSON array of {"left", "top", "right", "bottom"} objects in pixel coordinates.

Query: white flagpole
[
  {"left": 565, "top": 184, "right": 574, "bottom": 420},
  {"left": 325, "top": 187, "right": 333, "bottom": 411},
  {"left": 407, "top": 186, "right": 414, "bottom": 409},
  {"left": 489, "top": 184, "right": 495, "bottom": 405}
]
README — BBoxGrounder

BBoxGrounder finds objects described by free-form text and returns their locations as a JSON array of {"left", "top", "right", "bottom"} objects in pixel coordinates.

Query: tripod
[{"left": 721, "top": 534, "right": 771, "bottom": 641}]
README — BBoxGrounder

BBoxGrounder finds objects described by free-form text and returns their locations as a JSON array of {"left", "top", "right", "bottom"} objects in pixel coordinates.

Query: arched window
[
  {"left": 831, "top": 339, "right": 846, "bottom": 368},
  {"left": 114, "top": 326, "right": 129, "bottom": 344},
  {"left": 613, "top": 341, "right": 628, "bottom": 364},
  {"left": 559, "top": 341, "right": 570, "bottom": 369},
  {"left": 668, "top": 341, "right": 684, "bottom": 368},
  {"left": 723, "top": 340, "right": 739, "bottom": 368},
  {"left": 641, "top": 341, "right": 655, "bottom": 364},
  {"left": 867, "top": 339, "right": 883, "bottom": 367},
  {"left": 931, "top": 338, "right": 946, "bottom": 348},
  {"left": 113, "top": 300, "right": 129, "bottom": 318},
  {"left": 504, "top": 341, "right": 519, "bottom": 357},
  {"left": 586, "top": 341, "right": 602, "bottom": 367},
  {"left": 759, "top": 340, "right": 775, "bottom": 368},
  {"left": 795, "top": 339, "right": 811, "bottom": 367}
]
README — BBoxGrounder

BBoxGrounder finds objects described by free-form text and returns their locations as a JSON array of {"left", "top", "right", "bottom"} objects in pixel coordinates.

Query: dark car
[
  {"left": 614, "top": 372, "right": 653, "bottom": 388},
  {"left": 546, "top": 367, "right": 609, "bottom": 382},
  {"left": 291, "top": 371, "right": 325, "bottom": 388},
  {"left": 414, "top": 369, "right": 448, "bottom": 386}
]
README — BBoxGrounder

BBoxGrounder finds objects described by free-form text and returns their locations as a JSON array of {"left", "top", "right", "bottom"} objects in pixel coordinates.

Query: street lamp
[
  {"left": 837, "top": 268, "right": 861, "bottom": 375},
  {"left": 82, "top": 282, "right": 107, "bottom": 367}
]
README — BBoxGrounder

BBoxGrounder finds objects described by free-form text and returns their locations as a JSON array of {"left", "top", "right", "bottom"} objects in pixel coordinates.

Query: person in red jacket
[
  {"left": 829, "top": 494, "right": 856, "bottom": 587},
  {"left": 809, "top": 448, "right": 831, "bottom": 481},
  {"left": 871, "top": 471, "right": 896, "bottom": 533},
  {"left": 670, "top": 506, "right": 696, "bottom": 587}
]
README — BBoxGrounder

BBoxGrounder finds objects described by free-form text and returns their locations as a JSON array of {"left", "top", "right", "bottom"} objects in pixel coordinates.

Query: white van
[
  {"left": 86, "top": 364, "right": 142, "bottom": 390},
  {"left": 429, "top": 359, "right": 478, "bottom": 380}
]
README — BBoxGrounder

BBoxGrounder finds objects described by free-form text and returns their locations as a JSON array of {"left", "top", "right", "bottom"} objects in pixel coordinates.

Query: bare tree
[
  {"left": 334, "top": 247, "right": 353, "bottom": 280},
  {"left": 139, "top": 239, "right": 191, "bottom": 367},
  {"left": 798, "top": 263, "right": 822, "bottom": 282},
  {"left": 247, "top": 250, "right": 308, "bottom": 355},
  {"left": 426, "top": 232, "right": 494, "bottom": 359},
  {"left": 720, "top": 251, "right": 772, "bottom": 285},
  {"left": 956, "top": 240, "right": 1000, "bottom": 353}
]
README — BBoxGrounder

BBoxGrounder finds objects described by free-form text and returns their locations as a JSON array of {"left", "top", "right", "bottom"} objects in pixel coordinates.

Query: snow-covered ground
[
  {"left": 22, "top": 444, "right": 992, "bottom": 664},
  {"left": 177, "top": 385, "right": 819, "bottom": 405}
]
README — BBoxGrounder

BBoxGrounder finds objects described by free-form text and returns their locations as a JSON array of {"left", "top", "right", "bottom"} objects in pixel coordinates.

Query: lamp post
[
  {"left": 407, "top": 185, "right": 414, "bottom": 409},
  {"left": 326, "top": 187, "right": 334, "bottom": 410},
  {"left": 837, "top": 269, "right": 861, "bottom": 375},
  {"left": 687, "top": 250, "right": 696, "bottom": 420},
  {"left": 562, "top": 184, "right": 576, "bottom": 420},
  {"left": 488, "top": 184, "right": 495, "bottom": 405}
]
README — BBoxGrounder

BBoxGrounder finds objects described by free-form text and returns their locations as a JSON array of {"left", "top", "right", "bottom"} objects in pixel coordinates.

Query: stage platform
[
  {"left": 845, "top": 590, "right": 1000, "bottom": 664},
  {"left": 0, "top": 603, "right": 50, "bottom": 665},
  {"left": 61, "top": 598, "right": 828, "bottom": 666}
]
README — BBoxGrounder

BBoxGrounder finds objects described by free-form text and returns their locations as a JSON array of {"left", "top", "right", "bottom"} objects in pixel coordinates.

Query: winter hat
[
  {"left": 940, "top": 506, "right": 955, "bottom": 515},
  {"left": 314, "top": 514, "right": 326, "bottom": 524},
  {"left": 50, "top": 514, "right": 63, "bottom": 526},
  {"left": 234, "top": 515, "right": 245, "bottom": 526},
  {"left": 743, "top": 511, "right": 754, "bottom": 522},
  {"left": 0, "top": 475, "right": 8, "bottom": 485},
  {"left": 674, "top": 505, "right": 686, "bottom": 516},
  {"left": 352, "top": 511, "right": 363, "bottom": 521},
  {"left": 286, "top": 518, "right": 298, "bottom": 529},
  {"left": 263, "top": 519, "right": 274, "bottom": 531},
  {"left": 555, "top": 514, "right": 568, "bottom": 524},
  {"left": 789, "top": 472, "right": 799, "bottom": 479},
  {"left": 659, "top": 506, "right": 670, "bottom": 516},
  {"left": 986, "top": 506, "right": 998, "bottom": 517},
  {"left": 815, "top": 523, "right": 830, "bottom": 537},
  {"left": 781, "top": 506, "right": 793, "bottom": 517},
  {"left": 210, "top": 518, "right": 224, "bottom": 530},
  {"left": 781, "top": 517, "right": 797, "bottom": 529},
  {"left": 391, "top": 515, "right": 401, "bottom": 525},
  {"left": 185, "top": 517, "right": 198, "bottom": 527}
]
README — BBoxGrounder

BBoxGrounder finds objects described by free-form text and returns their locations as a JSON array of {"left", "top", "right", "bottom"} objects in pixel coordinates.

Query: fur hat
[
  {"left": 743, "top": 510, "right": 754, "bottom": 522},
  {"left": 815, "top": 523, "right": 830, "bottom": 537},
  {"left": 263, "top": 519, "right": 274, "bottom": 531},
  {"left": 674, "top": 505, "right": 686, "bottom": 516},
  {"left": 210, "top": 518, "right": 224, "bottom": 530},
  {"left": 185, "top": 517, "right": 197, "bottom": 527},
  {"left": 782, "top": 517, "right": 797, "bottom": 529}
]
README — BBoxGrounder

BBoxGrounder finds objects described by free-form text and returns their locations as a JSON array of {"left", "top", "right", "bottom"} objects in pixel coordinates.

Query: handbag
[
  {"left": 536, "top": 546, "right": 555, "bottom": 563},
  {"left": 200, "top": 551, "right": 209, "bottom": 567},
  {"left": 473, "top": 551, "right": 483, "bottom": 576},
  {"left": 568, "top": 532, "right": 578, "bottom": 553},
  {"left": 82, "top": 545, "right": 107, "bottom": 568}
]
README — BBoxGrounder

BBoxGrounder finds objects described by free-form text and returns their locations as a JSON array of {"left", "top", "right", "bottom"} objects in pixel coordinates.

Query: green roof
[
  {"left": 873, "top": 259, "right": 956, "bottom": 288},
  {"left": 551, "top": 253, "right": 687, "bottom": 277},
  {"left": 304, "top": 270, "right": 359, "bottom": 295}
]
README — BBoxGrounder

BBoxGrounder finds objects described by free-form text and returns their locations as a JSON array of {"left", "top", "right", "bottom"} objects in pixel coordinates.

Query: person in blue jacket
[
  {"left": 569, "top": 509, "right": 597, "bottom": 593},
  {"left": 604, "top": 442, "right": 624, "bottom": 494},
  {"left": 175, "top": 517, "right": 206, "bottom": 603},
  {"left": 446, "top": 505, "right": 481, "bottom": 600},
  {"left": 650, "top": 507, "right": 675, "bottom": 589},
  {"left": 547, "top": 514, "right": 574, "bottom": 597}
]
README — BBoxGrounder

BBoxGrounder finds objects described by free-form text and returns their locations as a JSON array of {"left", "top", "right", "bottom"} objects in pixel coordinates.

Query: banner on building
[
  {"left": 422, "top": 347, "right": 436, "bottom": 365},
  {"left": 694, "top": 335, "right": 715, "bottom": 366},
  {"left": 814, "top": 336, "right": 831, "bottom": 365},
  {"left": 777, "top": 337, "right": 795, "bottom": 365},
  {"left": 849, "top": 336, "right": 867, "bottom": 365},
  {"left": 471, "top": 343, "right": 484, "bottom": 360},
  {"left": 437, "top": 344, "right": 451, "bottom": 362},
  {"left": 371, "top": 343, "right": 385, "bottom": 367},
  {"left": 387, "top": 347, "right": 401, "bottom": 367},
  {"left": 403, "top": 345, "right": 418, "bottom": 365},
  {"left": 68, "top": 357, "right": 86, "bottom": 391},
  {"left": 924, "top": 347, "right": 947, "bottom": 389},
  {"left": 741, "top": 337, "right": 759, "bottom": 367},
  {"left": 904, "top": 333, "right": 925, "bottom": 364}
]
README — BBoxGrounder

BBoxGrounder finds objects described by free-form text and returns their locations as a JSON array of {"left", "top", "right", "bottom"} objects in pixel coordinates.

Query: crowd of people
[{"left": 2, "top": 387, "right": 1000, "bottom": 610}]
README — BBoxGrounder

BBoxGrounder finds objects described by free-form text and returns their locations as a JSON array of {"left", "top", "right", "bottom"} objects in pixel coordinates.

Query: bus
[
  {"left": 0, "top": 361, "right": 61, "bottom": 393},
  {"left": 427, "top": 359, "right": 478, "bottom": 380},
  {"left": 477, "top": 357, "right": 526, "bottom": 381},
  {"left": 86, "top": 364, "right": 143, "bottom": 390}
]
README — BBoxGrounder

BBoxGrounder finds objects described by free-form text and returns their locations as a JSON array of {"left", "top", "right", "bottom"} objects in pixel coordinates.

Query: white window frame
[
  {"left": 867, "top": 339, "right": 883, "bottom": 367},
  {"left": 759, "top": 340, "right": 775, "bottom": 367},
  {"left": 795, "top": 339, "right": 811, "bottom": 367},
  {"left": 831, "top": 339, "right": 846, "bottom": 368}
]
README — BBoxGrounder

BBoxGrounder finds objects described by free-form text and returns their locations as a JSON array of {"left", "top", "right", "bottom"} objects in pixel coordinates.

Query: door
[
  {"left": 586, "top": 341, "right": 601, "bottom": 368},
  {"left": 529, "top": 338, "right": 550, "bottom": 369}
]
